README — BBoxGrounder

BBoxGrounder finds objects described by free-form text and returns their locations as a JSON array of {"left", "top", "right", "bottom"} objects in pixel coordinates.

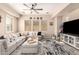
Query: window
[
  {"left": 33, "top": 20, "right": 39, "bottom": 31},
  {"left": 6, "top": 15, "right": 12, "bottom": 32},
  {"left": 41, "top": 20, "right": 47, "bottom": 31},
  {"left": 25, "top": 16, "right": 47, "bottom": 31},
  {"left": 25, "top": 20, "right": 31, "bottom": 31}
]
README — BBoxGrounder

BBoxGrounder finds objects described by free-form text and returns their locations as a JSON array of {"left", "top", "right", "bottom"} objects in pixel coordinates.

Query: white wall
[
  {"left": 53, "top": 16, "right": 63, "bottom": 36},
  {"left": 0, "top": 3, "right": 20, "bottom": 35},
  {"left": 51, "top": 3, "right": 69, "bottom": 18},
  {"left": 0, "top": 3, "right": 20, "bottom": 17},
  {"left": 12, "top": 17, "right": 18, "bottom": 33},
  {"left": 62, "top": 8, "right": 79, "bottom": 22},
  {"left": 18, "top": 14, "right": 54, "bottom": 35},
  {"left": 0, "top": 9, "right": 6, "bottom": 35},
  {"left": 53, "top": 17, "right": 57, "bottom": 36},
  {"left": 0, "top": 7, "right": 19, "bottom": 35},
  {"left": 52, "top": 7, "right": 79, "bottom": 36}
]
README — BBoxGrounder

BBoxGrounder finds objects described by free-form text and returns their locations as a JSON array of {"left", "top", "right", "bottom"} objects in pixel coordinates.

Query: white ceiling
[
  {"left": 8, "top": 3, "right": 69, "bottom": 15},
  {"left": 57, "top": 3, "right": 79, "bottom": 16}
]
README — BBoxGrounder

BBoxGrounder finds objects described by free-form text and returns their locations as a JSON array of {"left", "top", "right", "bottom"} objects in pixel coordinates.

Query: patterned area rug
[
  {"left": 38, "top": 39, "right": 71, "bottom": 55},
  {"left": 12, "top": 39, "right": 79, "bottom": 55}
]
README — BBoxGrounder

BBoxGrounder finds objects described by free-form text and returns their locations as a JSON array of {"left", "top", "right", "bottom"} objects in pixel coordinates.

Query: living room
[{"left": 0, "top": 3, "right": 79, "bottom": 55}]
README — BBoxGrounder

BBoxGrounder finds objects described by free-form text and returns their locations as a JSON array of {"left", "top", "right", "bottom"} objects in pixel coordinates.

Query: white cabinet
[
  {"left": 62, "top": 34, "right": 79, "bottom": 49},
  {"left": 0, "top": 40, "right": 5, "bottom": 55}
]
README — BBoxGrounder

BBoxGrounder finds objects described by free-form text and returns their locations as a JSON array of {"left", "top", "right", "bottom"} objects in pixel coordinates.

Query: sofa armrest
[{"left": 0, "top": 39, "right": 6, "bottom": 55}]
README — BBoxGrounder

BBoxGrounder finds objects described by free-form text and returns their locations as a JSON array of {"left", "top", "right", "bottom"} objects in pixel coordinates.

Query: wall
[
  {"left": 53, "top": 16, "right": 63, "bottom": 36},
  {"left": 53, "top": 17, "right": 57, "bottom": 36},
  {"left": 12, "top": 17, "right": 18, "bottom": 33},
  {"left": 18, "top": 14, "right": 54, "bottom": 35},
  {"left": 62, "top": 8, "right": 79, "bottom": 22},
  {"left": 0, "top": 8, "right": 19, "bottom": 35},
  {"left": 52, "top": 6, "right": 79, "bottom": 36},
  {"left": 0, "top": 3, "right": 19, "bottom": 17},
  {"left": 51, "top": 3, "right": 69, "bottom": 18},
  {"left": 0, "top": 9, "right": 6, "bottom": 35}
]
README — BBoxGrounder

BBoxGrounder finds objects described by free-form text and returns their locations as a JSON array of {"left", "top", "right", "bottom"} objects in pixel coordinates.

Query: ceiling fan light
[{"left": 23, "top": 3, "right": 43, "bottom": 14}]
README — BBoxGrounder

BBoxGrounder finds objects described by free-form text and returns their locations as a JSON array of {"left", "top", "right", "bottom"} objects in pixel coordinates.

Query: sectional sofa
[{"left": 0, "top": 33, "right": 26, "bottom": 55}]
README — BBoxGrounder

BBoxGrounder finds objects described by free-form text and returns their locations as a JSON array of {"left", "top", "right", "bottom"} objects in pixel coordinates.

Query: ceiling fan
[{"left": 23, "top": 3, "right": 43, "bottom": 14}]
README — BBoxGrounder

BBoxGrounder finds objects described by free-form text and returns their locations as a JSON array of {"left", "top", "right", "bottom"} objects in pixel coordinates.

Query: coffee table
[{"left": 21, "top": 37, "right": 38, "bottom": 54}]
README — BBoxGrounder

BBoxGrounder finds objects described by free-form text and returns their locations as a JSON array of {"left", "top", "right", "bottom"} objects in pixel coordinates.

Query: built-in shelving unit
[{"left": 62, "top": 34, "right": 79, "bottom": 49}]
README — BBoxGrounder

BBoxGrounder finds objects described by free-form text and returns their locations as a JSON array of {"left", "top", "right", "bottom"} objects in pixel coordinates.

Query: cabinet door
[
  {"left": 76, "top": 38, "right": 79, "bottom": 42},
  {"left": 69, "top": 37, "right": 74, "bottom": 45},
  {"left": 64, "top": 35, "right": 68, "bottom": 42}
]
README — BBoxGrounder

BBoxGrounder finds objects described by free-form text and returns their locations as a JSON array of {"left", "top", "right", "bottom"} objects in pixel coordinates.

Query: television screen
[
  {"left": 37, "top": 32, "right": 41, "bottom": 35},
  {"left": 63, "top": 19, "right": 79, "bottom": 36}
]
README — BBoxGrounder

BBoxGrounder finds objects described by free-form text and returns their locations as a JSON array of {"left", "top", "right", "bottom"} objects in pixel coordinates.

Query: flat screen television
[{"left": 63, "top": 19, "right": 79, "bottom": 36}]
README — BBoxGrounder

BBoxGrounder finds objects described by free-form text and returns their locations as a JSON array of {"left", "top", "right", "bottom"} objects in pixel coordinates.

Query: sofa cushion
[{"left": 3, "top": 40, "right": 8, "bottom": 49}]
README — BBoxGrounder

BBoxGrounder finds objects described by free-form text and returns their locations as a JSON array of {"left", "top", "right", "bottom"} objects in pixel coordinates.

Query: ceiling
[
  {"left": 58, "top": 3, "right": 79, "bottom": 16},
  {"left": 8, "top": 3, "right": 69, "bottom": 15}
]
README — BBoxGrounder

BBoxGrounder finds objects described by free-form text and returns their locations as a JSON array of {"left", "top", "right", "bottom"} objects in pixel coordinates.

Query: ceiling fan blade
[
  {"left": 34, "top": 9, "right": 43, "bottom": 10},
  {"left": 23, "top": 3, "right": 43, "bottom": 14},
  {"left": 23, "top": 3, "right": 31, "bottom": 8},
  {"left": 31, "top": 3, "right": 38, "bottom": 9},
  {"left": 33, "top": 10, "right": 39, "bottom": 14}
]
